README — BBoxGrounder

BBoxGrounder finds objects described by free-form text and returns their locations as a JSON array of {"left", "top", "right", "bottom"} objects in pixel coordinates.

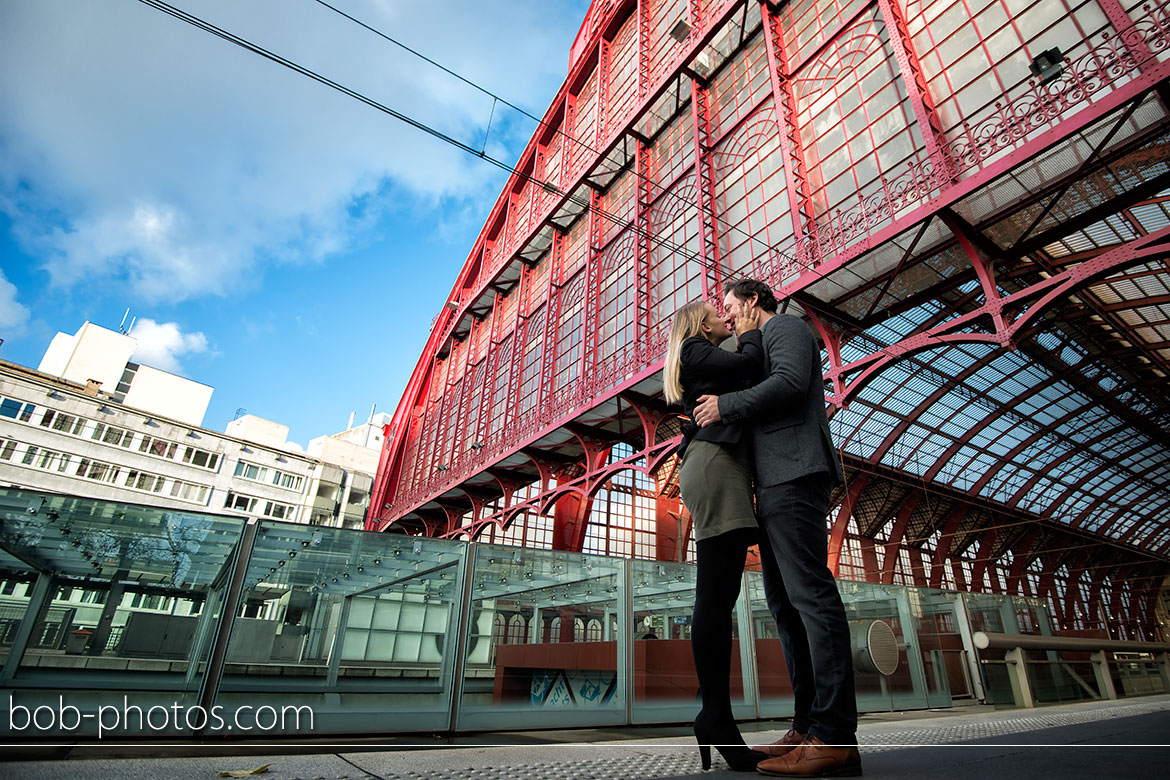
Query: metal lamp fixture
[{"left": 1029, "top": 47, "right": 1065, "bottom": 84}]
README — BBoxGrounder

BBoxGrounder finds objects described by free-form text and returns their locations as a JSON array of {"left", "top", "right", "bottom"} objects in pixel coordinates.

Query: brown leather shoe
[
  {"left": 756, "top": 736, "right": 862, "bottom": 777},
  {"left": 754, "top": 727, "right": 806, "bottom": 757}
]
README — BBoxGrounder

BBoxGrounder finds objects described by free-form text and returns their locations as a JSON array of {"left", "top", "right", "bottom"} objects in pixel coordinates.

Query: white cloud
[
  {"left": 129, "top": 318, "right": 209, "bottom": 374},
  {"left": 0, "top": 270, "right": 30, "bottom": 333},
  {"left": 0, "top": 0, "right": 586, "bottom": 303}
]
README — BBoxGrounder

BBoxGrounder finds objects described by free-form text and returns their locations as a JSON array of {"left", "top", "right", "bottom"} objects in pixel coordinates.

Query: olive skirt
[{"left": 678, "top": 438, "right": 758, "bottom": 542}]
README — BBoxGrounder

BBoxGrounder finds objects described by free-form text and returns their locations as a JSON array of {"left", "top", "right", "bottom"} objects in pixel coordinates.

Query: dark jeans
[{"left": 757, "top": 472, "right": 857, "bottom": 746}]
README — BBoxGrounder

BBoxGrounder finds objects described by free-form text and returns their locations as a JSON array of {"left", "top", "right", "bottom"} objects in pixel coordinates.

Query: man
[{"left": 693, "top": 278, "right": 859, "bottom": 777}]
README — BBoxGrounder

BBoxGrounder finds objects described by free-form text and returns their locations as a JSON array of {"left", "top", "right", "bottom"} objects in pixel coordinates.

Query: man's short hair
[{"left": 723, "top": 278, "right": 779, "bottom": 313}]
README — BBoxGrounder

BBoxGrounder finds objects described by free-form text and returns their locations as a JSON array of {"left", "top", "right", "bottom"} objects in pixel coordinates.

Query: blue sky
[{"left": 0, "top": 0, "right": 591, "bottom": 449}]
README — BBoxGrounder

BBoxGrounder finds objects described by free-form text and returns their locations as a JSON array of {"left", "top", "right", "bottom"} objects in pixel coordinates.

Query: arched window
[
  {"left": 508, "top": 614, "right": 527, "bottom": 645},
  {"left": 549, "top": 616, "right": 561, "bottom": 643},
  {"left": 585, "top": 618, "right": 602, "bottom": 641},
  {"left": 492, "top": 613, "right": 507, "bottom": 645}
]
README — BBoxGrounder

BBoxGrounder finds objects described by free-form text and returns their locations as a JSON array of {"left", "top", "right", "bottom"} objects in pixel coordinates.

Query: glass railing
[{"left": 2, "top": 487, "right": 1160, "bottom": 738}]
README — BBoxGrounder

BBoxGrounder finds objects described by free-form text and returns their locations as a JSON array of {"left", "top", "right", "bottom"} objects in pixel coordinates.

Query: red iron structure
[{"left": 372, "top": 0, "right": 1170, "bottom": 640}]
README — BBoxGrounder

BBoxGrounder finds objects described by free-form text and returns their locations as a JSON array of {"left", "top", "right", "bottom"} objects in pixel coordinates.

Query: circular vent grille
[{"left": 864, "top": 620, "right": 900, "bottom": 676}]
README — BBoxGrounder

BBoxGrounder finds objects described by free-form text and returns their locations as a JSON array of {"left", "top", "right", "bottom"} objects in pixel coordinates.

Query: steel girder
[{"left": 372, "top": 0, "right": 1170, "bottom": 638}]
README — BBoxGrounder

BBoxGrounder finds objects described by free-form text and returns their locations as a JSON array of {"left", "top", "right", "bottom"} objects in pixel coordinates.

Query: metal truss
[{"left": 373, "top": 0, "right": 1170, "bottom": 640}]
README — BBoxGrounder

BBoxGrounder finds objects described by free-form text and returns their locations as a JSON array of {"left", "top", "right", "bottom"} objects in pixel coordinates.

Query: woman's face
[{"left": 701, "top": 303, "right": 732, "bottom": 342}]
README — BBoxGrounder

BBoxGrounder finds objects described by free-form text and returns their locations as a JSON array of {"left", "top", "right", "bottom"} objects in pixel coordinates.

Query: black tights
[{"left": 691, "top": 527, "right": 756, "bottom": 722}]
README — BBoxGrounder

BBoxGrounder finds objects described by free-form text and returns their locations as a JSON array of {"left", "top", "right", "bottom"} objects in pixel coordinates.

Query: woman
[{"left": 664, "top": 299, "right": 766, "bottom": 772}]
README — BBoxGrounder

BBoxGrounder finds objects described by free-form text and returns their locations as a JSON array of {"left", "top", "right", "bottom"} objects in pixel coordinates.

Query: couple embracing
[{"left": 664, "top": 278, "right": 861, "bottom": 777}]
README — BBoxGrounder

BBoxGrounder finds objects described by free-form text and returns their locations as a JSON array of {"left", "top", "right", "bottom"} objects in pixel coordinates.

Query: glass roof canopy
[
  {"left": 0, "top": 488, "right": 245, "bottom": 591},
  {"left": 821, "top": 181, "right": 1170, "bottom": 558}
]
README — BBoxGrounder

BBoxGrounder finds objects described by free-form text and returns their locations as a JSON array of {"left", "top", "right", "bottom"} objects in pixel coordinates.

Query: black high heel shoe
[{"left": 694, "top": 712, "right": 768, "bottom": 772}]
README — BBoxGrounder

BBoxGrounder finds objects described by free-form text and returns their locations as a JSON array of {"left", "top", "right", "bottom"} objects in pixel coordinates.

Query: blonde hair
[{"left": 663, "top": 300, "right": 711, "bottom": 405}]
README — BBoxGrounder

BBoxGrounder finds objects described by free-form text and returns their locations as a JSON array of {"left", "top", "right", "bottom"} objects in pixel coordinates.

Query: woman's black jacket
[{"left": 677, "top": 329, "right": 764, "bottom": 458}]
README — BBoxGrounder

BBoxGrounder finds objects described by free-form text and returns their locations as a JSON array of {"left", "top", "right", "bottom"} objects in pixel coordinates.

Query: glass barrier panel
[
  {"left": 456, "top": 544, "right": 625, "bottom": 731},
  {"left": 215, "top": 521, "right": 467, "bottom": 734},
  {"left": 628, "top": 558, "right": 754, "bottom": 723},
  {"left": 0, "top": 487, "right": 245, "bottom": 737}
]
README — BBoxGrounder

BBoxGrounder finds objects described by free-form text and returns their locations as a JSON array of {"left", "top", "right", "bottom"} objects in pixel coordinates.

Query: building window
[
  {"left": 507, "top": 614, "right": 527, "bottom": 644},
  {"left": 234, "top": 461, "right": 268, "bottom": 482},
  {"left": 42, "top": 411, "right": 86, "bottom": 435},
  {"left": 262, "top": 501, "right": 295, "bottom": 521},
  {"left": 74, "top": 458, "right": 120, "bottom": 485},
  {"left": 224, "top": 491, "right": 257, "bottom": 513},
  {"left": 585, "top": 618, "right": 603, "bottom": 641},
  {"left": 170, "top": 480, "right": 209, "bottom": 504},
  {"left": 0, "top": 440, "right": 17, "bottom": 460},
  {"left": 0, "top": 398, "right": 35, "bottom": 421},
  {"left": 92, "top": 423, "right": 133, "bottom": 447},
  {"left": 140, "top": 436, "right": 179, "bottom": 460},
  {"left": 124, "top": 470, "right": 166, "bottom": 493},
  {"left": 270, "top": 469, "right": 302, "bottom": 491},
  {"left": 182, "top": 446, "right": 220, "bottom": 470}
]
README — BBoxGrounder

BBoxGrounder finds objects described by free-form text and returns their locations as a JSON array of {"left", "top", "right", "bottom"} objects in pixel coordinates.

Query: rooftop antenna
[
  {"left": 119, "top": 308, "right": 134, "bottom": 335},
  {"left": 233, "top": 407, "right": 247, "bottom": 421},
  {"left": 368, "top": 402, "right": 376, "bottom": 424}
]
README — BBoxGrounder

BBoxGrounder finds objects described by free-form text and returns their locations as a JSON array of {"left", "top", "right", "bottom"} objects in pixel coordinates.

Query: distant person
[
  {"left": 693, "top": 279, "right": 859, "bottom": 777},
  {"left": 664, "top": 299, "right": 767, "bottom": 772}
]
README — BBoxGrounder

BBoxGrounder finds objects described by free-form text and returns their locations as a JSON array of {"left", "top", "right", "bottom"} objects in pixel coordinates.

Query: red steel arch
[{"left": 373, "top": 0, "right": 1170, "bottom": 640}]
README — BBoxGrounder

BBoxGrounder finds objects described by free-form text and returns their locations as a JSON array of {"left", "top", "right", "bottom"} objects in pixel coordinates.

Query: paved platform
[{"left": 2, "top": 695, "right": 1168, "bottom": 780}]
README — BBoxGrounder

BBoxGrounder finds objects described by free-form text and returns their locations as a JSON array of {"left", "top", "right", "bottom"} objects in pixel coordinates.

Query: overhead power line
[
  {"left": 134, "top": 0, "right": 714, "bottom": 267},
  {"left": 308, "top": 0, "right": 820, "bottom": 274},
  {"left": 134, "top": 0, "right": 868, "bottom": 297}
]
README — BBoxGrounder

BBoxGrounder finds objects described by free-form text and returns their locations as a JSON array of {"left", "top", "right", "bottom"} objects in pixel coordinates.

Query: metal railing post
[
  {"left": 1004, "top": 646, "right": 1035, "bottom": 708},
  {"left": 1091, "top": 650, "right": 1118, "bottom": 700},
  {"left": 193, "top": 520, "right": 258, "bottom": 735},
  {"left": 0, "top": 572, "right": 53, "bottom": 686}
]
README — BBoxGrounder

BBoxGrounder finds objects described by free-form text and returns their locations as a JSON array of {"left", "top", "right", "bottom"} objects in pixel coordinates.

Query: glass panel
[
  {"left": 629, "top": 558, "right": 754, "bottom": 723},
  {"left": 215, "top": 521, "right": 467, "bottom": 734},
  {"left": 0, "top": 551, "right": 37, "bottom": 669},
  {"left": 913, "top": 589, "right": 966, "bottom": 705},
  {"left": 750, "top": 575, "right": 934, "bottom": 717},
  {"left": 841, "top": 581, "right": 929, "bottom": 711},
  {"left": 0, "top": 487, "right": 245, "bottom": 737},
  {"left": 744, "top": 568, "right": 794, "bottom": 719},
  {"left": 457, "top": 544, "right": 624, "bottom": 730},
  {"left": 0, "top": 489, "right": 242, "bottom": 675}
]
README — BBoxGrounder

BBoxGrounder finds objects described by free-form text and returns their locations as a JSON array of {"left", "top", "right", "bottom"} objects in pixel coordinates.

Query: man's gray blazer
[{"left": 716, "top": 313, "right": 844, "bottom": 489}]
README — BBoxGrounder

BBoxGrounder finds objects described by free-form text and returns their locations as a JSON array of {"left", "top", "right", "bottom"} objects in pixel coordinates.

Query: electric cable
[
  {"left": 135, "top": 0, "right": 872, "bottom": 299},
  {"left": 134, "top": 0, "right": 709, "bottom": 269},
  {"left": 310, "top": 0, "right": 840, "bottom": 284}
]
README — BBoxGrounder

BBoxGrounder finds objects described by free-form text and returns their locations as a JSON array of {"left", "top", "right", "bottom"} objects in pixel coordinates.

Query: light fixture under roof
[
  {"left": 1029, "top": 47, "right": 1065, "bottom": 85},
  {"left": 669, "top": 19, "right": 691, "bottom": 42}
]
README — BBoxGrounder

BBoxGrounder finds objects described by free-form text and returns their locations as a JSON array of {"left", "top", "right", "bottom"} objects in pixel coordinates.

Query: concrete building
[{"left": 0, "top": 322, "right": 378, "bottom": 530}]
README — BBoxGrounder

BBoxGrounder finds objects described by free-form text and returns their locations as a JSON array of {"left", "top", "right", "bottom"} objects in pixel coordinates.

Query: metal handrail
[
  {"left": 973, "top": 632, "right": 1170, "bottom": 654},
  {"left": 972, "top": 631, "right": 1170, "bottom": 709}
]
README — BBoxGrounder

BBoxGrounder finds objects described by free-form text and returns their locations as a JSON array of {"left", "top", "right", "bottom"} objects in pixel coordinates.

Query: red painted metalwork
[{"left": 372, "top": 0, "right": 1170, "bottom": 637}]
